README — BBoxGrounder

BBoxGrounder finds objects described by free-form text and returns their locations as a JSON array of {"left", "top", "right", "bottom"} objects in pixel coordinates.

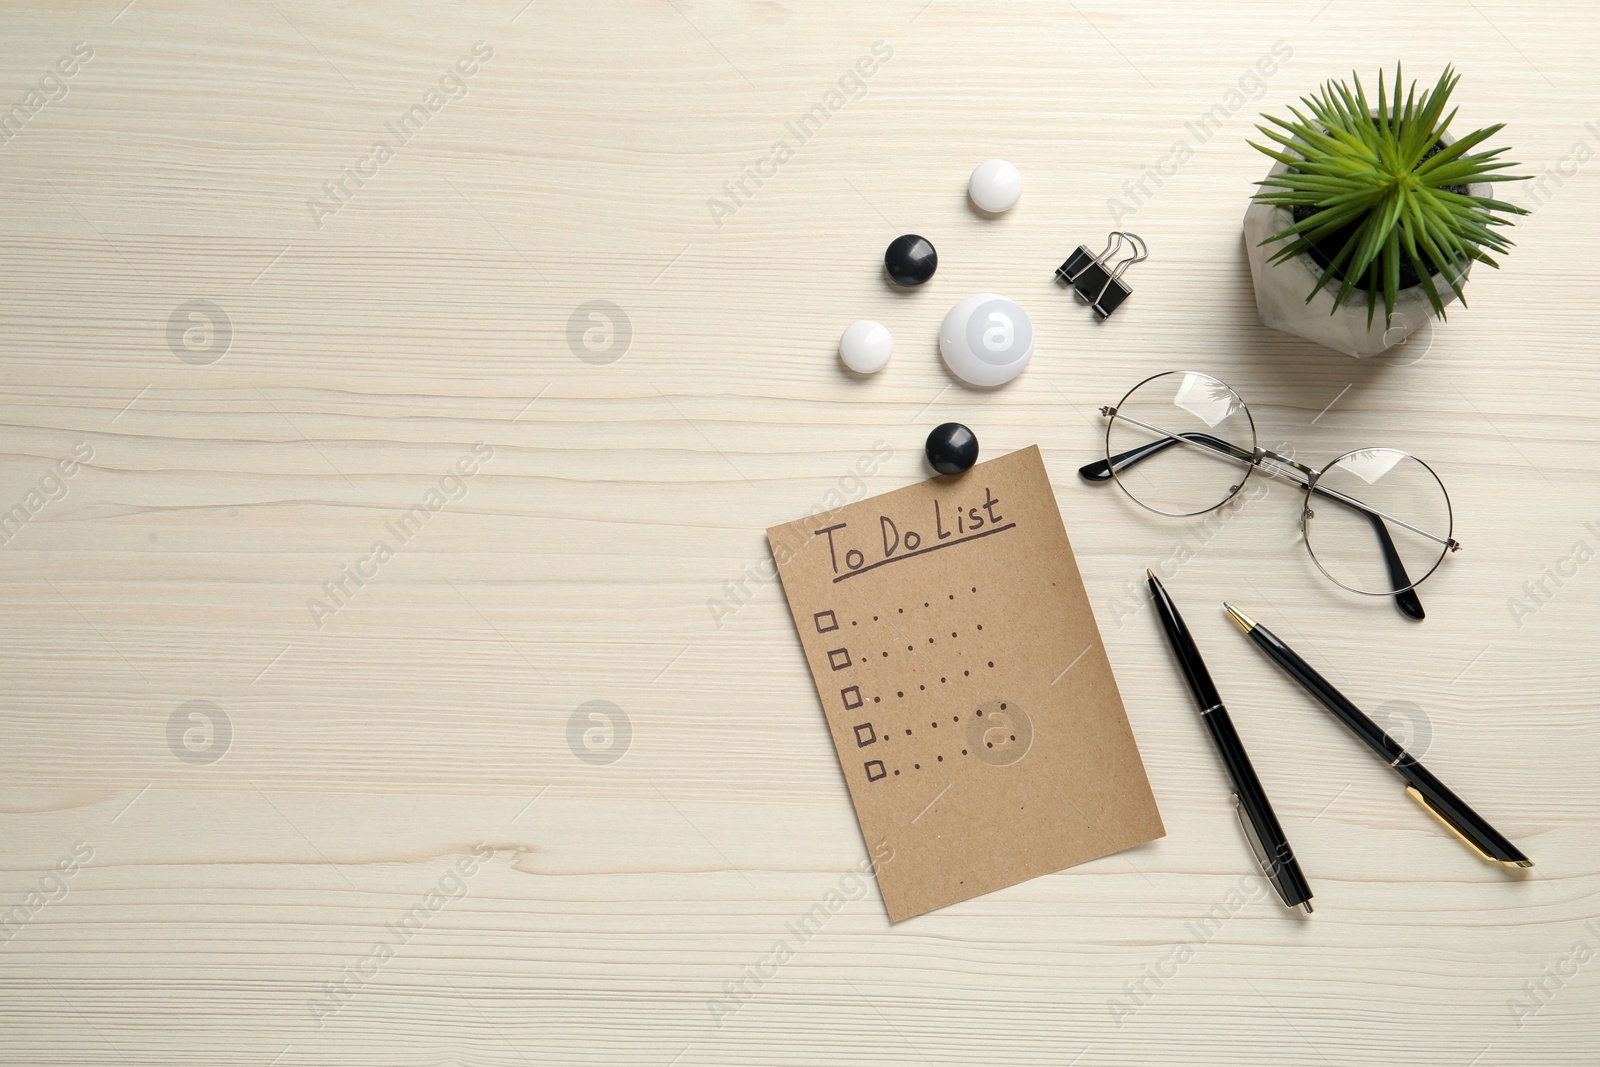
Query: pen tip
[
  {"left": 1145, "top": 568, "right": 1157, "bottom": 581},
  {"left": 1223, "top": 603, "right": 1256, "bottom": 634}
]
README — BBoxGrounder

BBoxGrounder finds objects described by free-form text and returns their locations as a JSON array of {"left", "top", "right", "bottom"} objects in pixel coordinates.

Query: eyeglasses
[{"left": 1079, "top": 371, "right": 1458, "bottom": 619}]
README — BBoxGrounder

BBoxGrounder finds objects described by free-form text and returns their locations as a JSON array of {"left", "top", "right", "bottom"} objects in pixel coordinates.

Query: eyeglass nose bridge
[{"left": 1252, "top": 446, "right": 1319, "bottom": 485}]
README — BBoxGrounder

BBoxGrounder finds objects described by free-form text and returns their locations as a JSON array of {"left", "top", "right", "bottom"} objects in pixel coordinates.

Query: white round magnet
[
  {"left": 939, "top": 294, "right": 1033, "bottom": 387},
  {"left": 839, "top": 319, "right": 893, "bottom": 374},
  {"left": 968, "top": 159, "right": 1022, "bottom": 213}
]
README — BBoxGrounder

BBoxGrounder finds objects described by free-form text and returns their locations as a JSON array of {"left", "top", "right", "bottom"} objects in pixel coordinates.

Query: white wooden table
[{"left": 2, "top": 2, "right": 1596, "bottom": 1063}]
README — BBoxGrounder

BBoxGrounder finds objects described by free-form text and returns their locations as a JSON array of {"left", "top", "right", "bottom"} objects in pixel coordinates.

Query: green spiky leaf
[{"left": 1250, "top": 65, "right": 1529, "bottom": 324}]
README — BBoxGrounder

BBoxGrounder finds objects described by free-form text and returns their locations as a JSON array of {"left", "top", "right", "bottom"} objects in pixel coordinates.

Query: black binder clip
[{"left": 1055, "top": 232, "right": 1148, "bottom": 319}]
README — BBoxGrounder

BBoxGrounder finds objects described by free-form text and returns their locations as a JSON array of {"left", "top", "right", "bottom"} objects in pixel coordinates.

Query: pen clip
[
  {"left": 1233, "top": 793, "right": 1312, "bottom": 913},
  {"left": 1405, "top": 785, "right": 1534, "bottom": 869}
]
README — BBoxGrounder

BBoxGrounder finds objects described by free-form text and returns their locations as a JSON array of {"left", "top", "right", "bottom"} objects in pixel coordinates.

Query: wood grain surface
[{"left": 1, "top": 2, "right": 1596, "bottom": 1064}]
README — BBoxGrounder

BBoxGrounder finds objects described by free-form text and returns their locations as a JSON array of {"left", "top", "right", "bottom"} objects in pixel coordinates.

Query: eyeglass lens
[
  {"left": 1304, "top": 449, "right": 1453, "bottom": 596},
  {"left": 1106, "top": 371, "right": 1257, "bottom": 517}
]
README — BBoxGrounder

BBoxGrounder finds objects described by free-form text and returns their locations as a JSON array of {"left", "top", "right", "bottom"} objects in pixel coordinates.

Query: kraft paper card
[{"left": 768, "top": 445, "right": 1164, "bottom": 922}]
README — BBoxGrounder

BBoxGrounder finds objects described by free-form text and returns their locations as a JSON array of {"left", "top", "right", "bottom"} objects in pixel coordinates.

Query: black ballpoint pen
[
  {"left": 1223, "top": 603, "right": 1533, "bottom": 869},
  {"left": 1146, "top": 571, "right": 1314, "bottom": 913}
]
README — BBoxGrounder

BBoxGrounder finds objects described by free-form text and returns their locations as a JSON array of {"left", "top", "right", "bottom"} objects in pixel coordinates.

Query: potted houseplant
[{"left": 1242, "top": 66, "right": 1527, "bottom": 358}]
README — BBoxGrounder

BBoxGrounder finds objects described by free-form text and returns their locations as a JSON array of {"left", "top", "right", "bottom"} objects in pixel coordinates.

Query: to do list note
[{"left": 768, "top": 446, "right": 1164, "bottom": 921}]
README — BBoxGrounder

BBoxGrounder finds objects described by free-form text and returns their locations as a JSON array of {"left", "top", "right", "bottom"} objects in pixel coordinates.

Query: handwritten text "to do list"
[{"left": 812, "top": 485, "right": 1014, "bottom": 582}]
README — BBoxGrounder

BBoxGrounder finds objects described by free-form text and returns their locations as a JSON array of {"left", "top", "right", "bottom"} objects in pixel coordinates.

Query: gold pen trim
[
  {"left": 1405, "top": 786, "right": 1534, "bottom": 869},
  {"left": 1222, "top": 602, "right": 1256, "bottom": 634}
]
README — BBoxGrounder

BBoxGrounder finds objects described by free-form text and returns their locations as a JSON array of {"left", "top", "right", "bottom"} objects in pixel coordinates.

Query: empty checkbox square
[
  {"left": 814, "top": 610, "right": 839, "bottom": 633},
  {"left": 827, "top": 648, "right": 851, "bottom": 671},
  {"left": 853, "top": 722, "right": 875, "bottom": 747},
  {"left": 864, "top": 759, "right": 886, "bottom": 782},
  {"left": 841, "top": 685, "right": 863, "bottom": 710}
]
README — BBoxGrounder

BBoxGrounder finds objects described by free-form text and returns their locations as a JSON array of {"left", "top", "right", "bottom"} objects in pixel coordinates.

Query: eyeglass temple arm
[
  {"left": 1353, "top": 505, "right": 1426, "bottom": 621},
  {"left": 1080, "top": 432, "right": 1427, "bottom": 620},
  {"left": 1077, "top": 432, "right": 1253, "bottom": 481},
  {"left": 1298, "top": 477, "right": 1425, "bottom": 620}
]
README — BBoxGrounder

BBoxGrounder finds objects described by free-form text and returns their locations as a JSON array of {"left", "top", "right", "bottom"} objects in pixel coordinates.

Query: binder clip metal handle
[{"left": 1055, "top": 231, "right": 1147, "bottom": 319}]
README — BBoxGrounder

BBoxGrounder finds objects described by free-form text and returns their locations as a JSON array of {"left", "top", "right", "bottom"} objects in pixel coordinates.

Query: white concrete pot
[{"left": 1242, "top": 139, "right": 1488, "bottom": 359}]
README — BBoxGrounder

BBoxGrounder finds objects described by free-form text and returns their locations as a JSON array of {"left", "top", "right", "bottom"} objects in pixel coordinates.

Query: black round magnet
[
  {"left": 884, "top": 234, "right": 937, "bottom": 287},
  {"left": 925, "top": 422, "right": 979, "bottom": 475}
]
